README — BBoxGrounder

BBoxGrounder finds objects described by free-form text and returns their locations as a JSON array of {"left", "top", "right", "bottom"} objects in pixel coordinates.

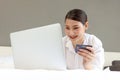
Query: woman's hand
[{"left": 77, "top": 47, "right": 95, "bottom": 70}]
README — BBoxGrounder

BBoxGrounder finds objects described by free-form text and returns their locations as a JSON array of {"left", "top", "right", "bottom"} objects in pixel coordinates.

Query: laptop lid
[{"left": 10, "top": 23, "right": 66, "bottom": 70}]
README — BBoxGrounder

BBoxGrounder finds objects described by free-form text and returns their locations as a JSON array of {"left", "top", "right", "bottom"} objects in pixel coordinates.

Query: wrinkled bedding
[{"left": 0, "top": 46, "right": 120, "bottom": 80}]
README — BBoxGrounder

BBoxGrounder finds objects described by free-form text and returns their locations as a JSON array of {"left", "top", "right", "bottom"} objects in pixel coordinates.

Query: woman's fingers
[
  {"left": 77, "top": 48, "right": 95, "bottom": 61},
  {"left": 86, "top": 47, "right": 94, "bottom": 54}
]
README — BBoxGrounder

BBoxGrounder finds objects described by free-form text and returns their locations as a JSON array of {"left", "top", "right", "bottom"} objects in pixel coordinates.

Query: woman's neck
[{"left": 72, "top": 36, "right": 84, "bottom": 48}]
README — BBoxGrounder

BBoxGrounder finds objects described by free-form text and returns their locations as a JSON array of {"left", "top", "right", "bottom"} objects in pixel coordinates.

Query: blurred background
[{"left": 0, "top": 0, "right": 120, "bottom": 52}]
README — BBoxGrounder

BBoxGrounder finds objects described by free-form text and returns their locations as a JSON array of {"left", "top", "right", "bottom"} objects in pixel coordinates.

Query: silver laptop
[{"left": 10, "top": 23, "right": 66, "bottom": 70}]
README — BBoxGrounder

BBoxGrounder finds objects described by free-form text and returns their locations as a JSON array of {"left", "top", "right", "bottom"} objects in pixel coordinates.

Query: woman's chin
[
  {"left": 68, "top": 36, "right": 78, "bottom": 41},
  {"left": 70, "top": 38, "right": 77, "bottom": 41}
]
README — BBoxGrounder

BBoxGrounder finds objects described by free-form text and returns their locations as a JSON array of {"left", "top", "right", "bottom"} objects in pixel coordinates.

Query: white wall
[{"left": 0, "top": 0, "right": 120, "bottom": 52}]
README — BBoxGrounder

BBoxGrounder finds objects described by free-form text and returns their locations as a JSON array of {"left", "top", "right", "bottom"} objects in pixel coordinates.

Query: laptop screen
[{"left": 10, "top": 23, "right": 66, "bottom": 70}]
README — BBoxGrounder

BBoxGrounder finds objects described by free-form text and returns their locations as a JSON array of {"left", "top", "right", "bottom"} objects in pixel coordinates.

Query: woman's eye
[
  {"left": 74, "top": 27, "right": 79, "bottom": 29},
  {"left": 66, "top": 27, "right": 70, "bottom": 30}
]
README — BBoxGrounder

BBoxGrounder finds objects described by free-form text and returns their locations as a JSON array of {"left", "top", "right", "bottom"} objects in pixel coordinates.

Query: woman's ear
[{"left": 84, "top": 21, "right": 88, "bottom": 30}]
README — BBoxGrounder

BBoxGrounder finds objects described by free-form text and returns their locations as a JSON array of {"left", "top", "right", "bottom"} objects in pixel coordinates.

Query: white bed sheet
[
  {"left": 0, "top": 69, "right": 120, "bottom": 80},
  {"left": 0, "top": 46, "right": 120, "bottom": 80},
  {"left": 0, "top": 56, "right": 120, "bottom": 80}
]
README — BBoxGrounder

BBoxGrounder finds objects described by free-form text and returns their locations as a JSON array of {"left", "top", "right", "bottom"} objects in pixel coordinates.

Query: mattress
[
  {"left": 0, "top": 46, "right": 120, "bottom": 80},
  {"left": 0, "top": 68, "right": 120, "bottom": 80}
]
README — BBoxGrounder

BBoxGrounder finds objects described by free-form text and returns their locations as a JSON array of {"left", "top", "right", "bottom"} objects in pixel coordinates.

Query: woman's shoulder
[
  {"left": 85, "top": 33, "right": 103, "bottom": 46},
  {"left": 85, "top": 33, "right": 100, "bottom": 40},
  {"left": 62, "top": 35, "right": 69, "bottom": 41}
]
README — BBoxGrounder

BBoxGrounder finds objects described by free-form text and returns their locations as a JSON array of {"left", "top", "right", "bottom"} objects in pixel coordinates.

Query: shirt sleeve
[{"left": 91, "top": 35, "right": 105, "bottom": 70}]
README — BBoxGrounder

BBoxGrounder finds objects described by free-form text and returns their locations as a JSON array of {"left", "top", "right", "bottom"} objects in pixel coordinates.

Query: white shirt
[{"left": 62, "top": 33, "right": 104, "bottom": 70}]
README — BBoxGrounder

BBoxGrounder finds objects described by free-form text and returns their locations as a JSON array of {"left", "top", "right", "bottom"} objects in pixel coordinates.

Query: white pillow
[
  {"left": 104, "top": 52, "right": 120, "bottom": 66},
  {"left": 0, "top": 46, "right": 14, "bottom": 68},
  {"left": 0, "top": 46, "right": 12, "bottom": 56},
  {"left": 0, "top": 56, "right": 14, "bottom": 68}
]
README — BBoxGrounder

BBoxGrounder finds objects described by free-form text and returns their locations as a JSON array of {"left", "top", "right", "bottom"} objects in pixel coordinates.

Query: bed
[{"left": 0, "top": 46, "right": 120, "bottom": 80}]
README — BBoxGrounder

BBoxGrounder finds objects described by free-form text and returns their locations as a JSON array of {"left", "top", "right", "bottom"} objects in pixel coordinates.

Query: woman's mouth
[{"left": 69, "top": 35, "right": 78, "bottom": 40}]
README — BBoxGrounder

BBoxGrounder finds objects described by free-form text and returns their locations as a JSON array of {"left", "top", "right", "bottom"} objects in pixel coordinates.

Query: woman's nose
[{"left": 69, "top": 30, "right": 74, "bottom": 36}]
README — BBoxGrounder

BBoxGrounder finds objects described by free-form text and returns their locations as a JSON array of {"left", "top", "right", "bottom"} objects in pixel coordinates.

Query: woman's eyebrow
[
  {"left": 72, "top": 25, "right": 79, "bottom": 27},
  {"left": 65, "top": 25, "right": 79, "bottom": 27}
]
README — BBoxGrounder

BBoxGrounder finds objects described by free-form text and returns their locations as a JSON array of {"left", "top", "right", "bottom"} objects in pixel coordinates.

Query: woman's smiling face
[{"left": 65, "top": 19, "right": 88, "bottom": 42}]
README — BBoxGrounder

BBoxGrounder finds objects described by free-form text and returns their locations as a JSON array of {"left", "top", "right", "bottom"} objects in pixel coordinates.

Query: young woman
[{"left": 63, "top": 9, "right": 104, "bottom": 70}]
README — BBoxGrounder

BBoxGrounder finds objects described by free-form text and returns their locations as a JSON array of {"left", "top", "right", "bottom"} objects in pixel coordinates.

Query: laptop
[{"left": 10, "top": 23, "right": 66, "bottom": 70}]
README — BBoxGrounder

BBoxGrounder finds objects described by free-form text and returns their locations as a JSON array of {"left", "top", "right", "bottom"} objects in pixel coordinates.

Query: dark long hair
[{"left": 65, "top": 9, "right": 88, "bottom": 25}]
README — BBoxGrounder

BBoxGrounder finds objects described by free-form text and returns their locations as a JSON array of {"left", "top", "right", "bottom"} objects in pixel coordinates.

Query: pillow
[
  {"left": 0, "top": 46, "right": 12, "bottom": 56},
  {"left": 0, "top": 46, "right": 14, "bottom": 68},
  {"left": 104, "top": 52, "right": 120, "bottom": 66},
  {"left": 0, "top": 56, "right": 14, "bottom": 68}
]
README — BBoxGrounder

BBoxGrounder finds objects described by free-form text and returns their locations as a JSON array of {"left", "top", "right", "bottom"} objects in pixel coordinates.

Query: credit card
[{"left": 75, "top": 44, "right": 92, "bottom": 53}]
